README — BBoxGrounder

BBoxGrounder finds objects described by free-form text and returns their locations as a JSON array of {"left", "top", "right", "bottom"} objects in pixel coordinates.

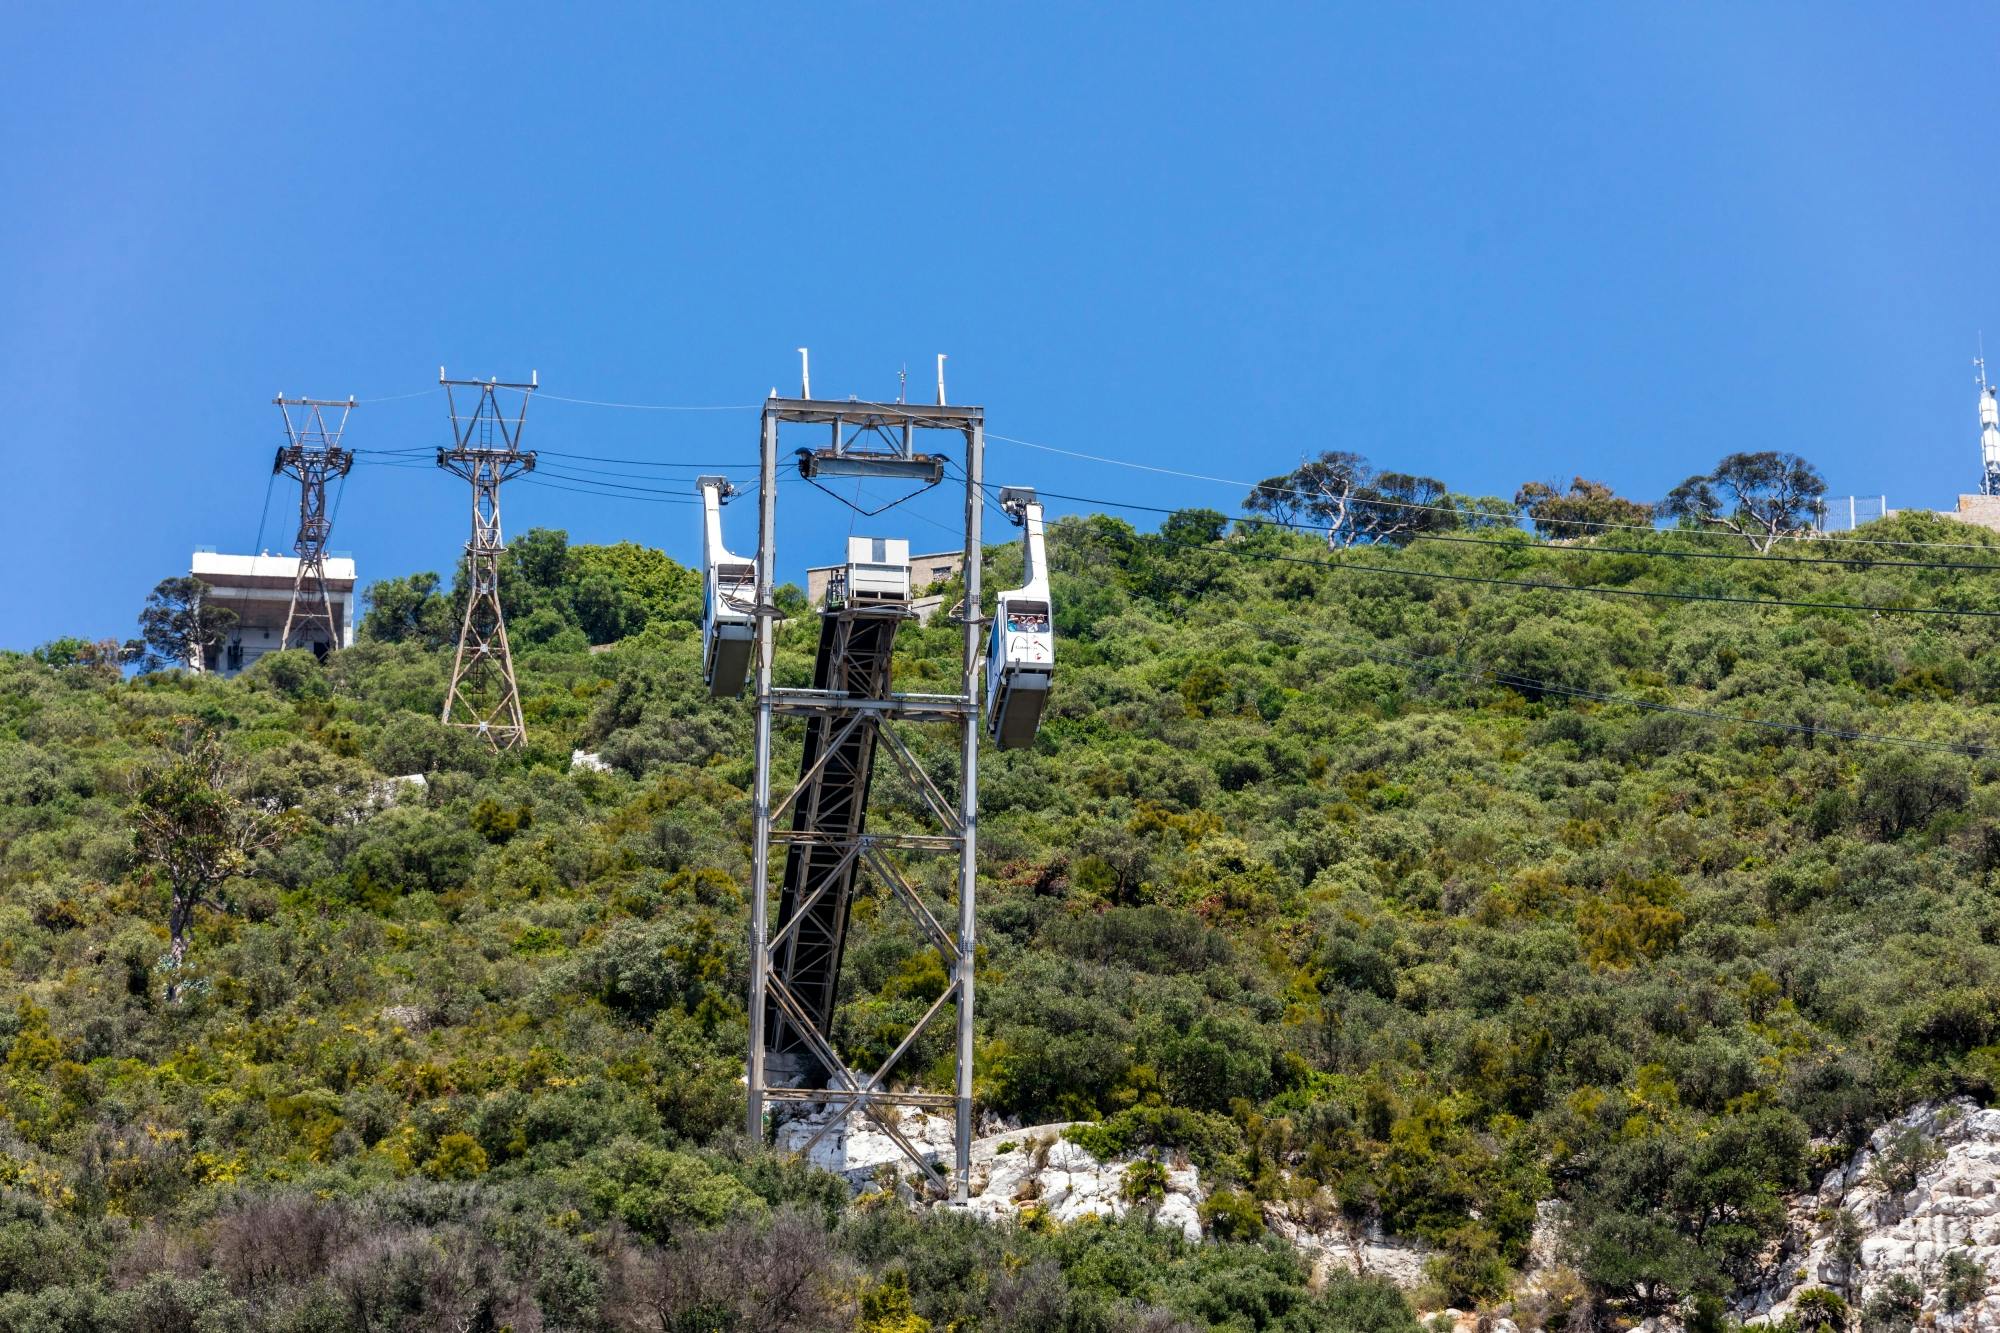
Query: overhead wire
[
  {"left": 519, "top": 477, "right": 702, "bottom": 505},
  {"left": 251, "top": 470, "right": 276, "bottom": 555},
  {"left": 328, "top": 404, "right": 1984, "bottom": 757},
  {"left": 535, "top": 392, "right": 757, "bottom": 412},
  {"left": 353, "top": 388, "right": 442, "bottom": 404}
]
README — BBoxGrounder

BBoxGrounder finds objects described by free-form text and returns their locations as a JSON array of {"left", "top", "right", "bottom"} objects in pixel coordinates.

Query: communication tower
[
  {"left": 272, "top": 394, "right": 357, "bottom": 655},
  {"left": 437, "top": 370, "right": 537, "bottom": 749},
  {"left": 1980, "top": 355, "right": 2000, "bottom": 497}
]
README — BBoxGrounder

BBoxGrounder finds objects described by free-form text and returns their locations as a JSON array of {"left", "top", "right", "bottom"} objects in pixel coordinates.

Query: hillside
[{"left": 4, "top": 509, "right": 2000, "bottom": 1332}]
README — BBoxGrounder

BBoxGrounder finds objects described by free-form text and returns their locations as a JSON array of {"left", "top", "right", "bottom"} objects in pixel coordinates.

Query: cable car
[
  {"left": 986, "top": 487, "right": 1053, "bottom": 749},
  {"left": 698, "top": 475, "right": 755, "bottom": 698}
]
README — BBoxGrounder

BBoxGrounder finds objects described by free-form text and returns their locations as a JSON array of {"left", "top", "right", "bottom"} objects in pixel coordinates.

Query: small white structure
[
  {"left": 191, "top": 551, "right": 356, "bottom": 677},
  {"left": 807, "top": 547, "right": 963, "bottom": 623},
  {"left": 840, "top": 537, "right": 912, "bottom": 605}
]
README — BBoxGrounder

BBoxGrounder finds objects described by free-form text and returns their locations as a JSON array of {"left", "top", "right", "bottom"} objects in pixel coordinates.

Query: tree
[
  {"left": 1791, "top": 1288, "right": 1849, "bottom": 1333},
  {"left": 1244, "top": 452, "right": 1457, "bottom": 547},
  {"left": 33, "top": 637, "right": 141, "bottom": 677},
  {"left": 136, "top": 576, "right": 237, "bottom": 672},
  {"left": 130, "top": 725, "right": 299, "bottom": 999},
  {"left": 1515, "top": 478, "right": 1655, "bottom": 540},
  {"left": 1660, "top": 452, "right": 1827, "bottom": 552},
  {"left": 358, "top": 571, "right": 454, "bottom": 647}
]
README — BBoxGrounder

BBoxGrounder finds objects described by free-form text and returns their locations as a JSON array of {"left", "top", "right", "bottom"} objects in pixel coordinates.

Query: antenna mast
[
  {"left": 273, "top": 394, "right": 357, "bottom": 655},
  {"left": 436, "top": 370, "right": 538, "bottom": 749},
  {"left": 1979, "top": 346, "right": 2000, "bottom": 497}
]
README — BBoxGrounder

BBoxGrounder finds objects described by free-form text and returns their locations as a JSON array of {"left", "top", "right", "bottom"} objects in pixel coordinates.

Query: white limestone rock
[{"left": 1737, "top": 1099, "right": 2000, "bottom": 1331}]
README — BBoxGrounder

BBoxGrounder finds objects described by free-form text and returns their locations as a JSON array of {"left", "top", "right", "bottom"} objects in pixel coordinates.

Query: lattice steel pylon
[
  {"left": 273, "top": 394, "right": 357, "bottom": 656},
  {"left": 742, "top": 388, "right": 986, "bottom": 1200},
  {"left": 436, "top": 370, "right": 537, "bottom": 749}
]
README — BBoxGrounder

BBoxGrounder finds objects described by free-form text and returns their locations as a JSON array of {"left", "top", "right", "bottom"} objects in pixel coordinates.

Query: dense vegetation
[{"left": 5, "top": 501, "right": 2000, "bottom": 1331}]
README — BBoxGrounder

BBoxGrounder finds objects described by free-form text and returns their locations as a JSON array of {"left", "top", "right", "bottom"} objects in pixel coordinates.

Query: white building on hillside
[{"left": 190, "top": 550, "right": 357, "bottom": 677}]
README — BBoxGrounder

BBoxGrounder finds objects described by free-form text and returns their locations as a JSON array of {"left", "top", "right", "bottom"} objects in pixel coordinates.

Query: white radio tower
[{"left": 1980, "top": 347, "right": 2000, "bottom": 496}]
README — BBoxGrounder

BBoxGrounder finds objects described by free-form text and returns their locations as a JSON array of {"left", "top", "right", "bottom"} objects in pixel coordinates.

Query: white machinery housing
[
  {"left": 986, "top": 487, "right": 1052, "bottom": 749},
  {"left": 699, "top": 475, "right": 756, "bottom": 697},
  {"left": 839, "top": 536, "right": 912, "bottom": 605}
]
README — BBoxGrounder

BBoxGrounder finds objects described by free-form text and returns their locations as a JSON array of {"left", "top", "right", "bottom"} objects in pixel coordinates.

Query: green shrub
[
  {"left": 1198, "top": 1188, "right": 1264, "bottom": 1241},
  {"left": 1064, "top": 1105, "right": 1244, "bottom": 1172}
]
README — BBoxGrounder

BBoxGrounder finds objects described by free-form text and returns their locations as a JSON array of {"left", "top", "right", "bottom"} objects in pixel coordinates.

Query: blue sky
[{"left": 4, "top": 3, "right": 1998, "bottom": 649}]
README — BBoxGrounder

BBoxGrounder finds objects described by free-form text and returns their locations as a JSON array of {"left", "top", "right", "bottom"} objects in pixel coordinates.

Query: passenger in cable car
[{"left": 1006, "top": 609, "right": 1049, "bottom": 635}]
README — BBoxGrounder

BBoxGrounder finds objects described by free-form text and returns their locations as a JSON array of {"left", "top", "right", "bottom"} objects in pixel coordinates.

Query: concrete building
[
  {"left": 805, "top": 548, "right": 964, "bottom": 624},
  {"left": 190, "top": 551, "right": 357, "bottom": 677}
]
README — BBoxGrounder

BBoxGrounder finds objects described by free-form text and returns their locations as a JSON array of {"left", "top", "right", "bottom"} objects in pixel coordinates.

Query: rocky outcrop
[
  {"left": 1263, "top": 1207, "right": 1434, "bottom": 1288},
  {"left": 778, "top": 1096, "right": 2000, "bottom": 1327},
  {"left": 966, "top": 1132, "right": 1205, "bottom": 1242},
  {"left": 1739, "top": 1100, "right": 2000, "bottom": 1330},
  {"left": 773, "top": 1109, "right": 1207, "bottom": 1241}
]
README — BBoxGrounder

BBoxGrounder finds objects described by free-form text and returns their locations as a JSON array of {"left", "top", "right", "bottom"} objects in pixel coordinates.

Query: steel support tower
[
  {"left": 745, "top": 392, "right": 986, "bottom": 1199},
  {"left": 273, "top": 395, "right": 356, "bottom": 654},
  {"left": 436, "top": 372, "right": 537, "bottom": 750}
]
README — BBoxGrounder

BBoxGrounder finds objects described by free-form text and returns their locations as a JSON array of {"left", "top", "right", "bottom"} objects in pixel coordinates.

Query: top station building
[{"left": 189, "top": 550, "right": 357, "bottom": 678}]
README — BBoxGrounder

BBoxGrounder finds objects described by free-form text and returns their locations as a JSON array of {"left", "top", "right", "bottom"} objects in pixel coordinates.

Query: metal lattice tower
[
  {"left": 743, "top": 387, "right": 987, "bottom": 1199},
  {"left": 273, "top": 395, "right": 357, "bottom": 655},
  {"left": 436, "top": 370, "right": 537, "bottom": 749}
]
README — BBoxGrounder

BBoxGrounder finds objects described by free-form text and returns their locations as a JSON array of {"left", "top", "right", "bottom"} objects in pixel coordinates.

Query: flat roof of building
[{"left": 192, "top": 552, "right": 357, "bottom": 584}]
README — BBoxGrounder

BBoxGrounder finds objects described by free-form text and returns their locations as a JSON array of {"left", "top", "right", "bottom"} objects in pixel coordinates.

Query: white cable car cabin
[
  {"left": 697, "top": 475, "right": 756, "bottom": 697},
  {"left": 986, "top": 487, "right": 1053, "bottom": 749}
]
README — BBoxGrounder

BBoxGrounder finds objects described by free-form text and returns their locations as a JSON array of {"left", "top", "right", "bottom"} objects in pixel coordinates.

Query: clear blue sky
[{"left": 4, "top": 4, "right": 1998, "bottom": 649}]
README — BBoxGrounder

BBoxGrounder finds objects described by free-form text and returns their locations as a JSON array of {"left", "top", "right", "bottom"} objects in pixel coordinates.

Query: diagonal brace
[
  {"left": 862, "top": 844, "right": 959, "bottom": 967},
  {"left": 876, "top": 721, "right": 964, "bottom": 834}
]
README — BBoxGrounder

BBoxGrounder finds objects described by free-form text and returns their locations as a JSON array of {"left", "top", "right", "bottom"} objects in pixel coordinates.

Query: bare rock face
[
  {"left": 966, "top": 1134, "right": 1205, "bottom": 1242},
  {"left": 1263, "top": 1204, "right": 1434, "bottom": 1288},
  {"left": 771, "top": 1110, "right": 1208, "bottom": 1241},
  {"left": 1738, "top": 1100, "right": 2000, "bottom": 1330}
]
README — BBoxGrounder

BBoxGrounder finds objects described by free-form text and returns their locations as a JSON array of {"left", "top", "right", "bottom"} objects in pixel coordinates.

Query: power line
[
  {"left": 518, "top": 477, "right": 702, "bottom": 505},
  {"left": 536, "top": 392, "right": 757, "bottom": 412},
  {"left": 251, "top": 470, "right": 276, "bottom": 554},
  {"left": 536, "top": 466, "right": 716, "bottom": 497},
  {"left": 538, "top": 448, "right": 751, "bottom": 468},
  {"left": 353, "top": 388, "right": 441, "bottom": 404}
]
